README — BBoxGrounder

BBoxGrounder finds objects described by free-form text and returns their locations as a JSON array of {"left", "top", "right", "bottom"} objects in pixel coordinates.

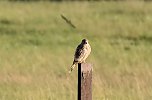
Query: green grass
[{"left": 0, "top": 1, "right": 152, "bottom": 100}]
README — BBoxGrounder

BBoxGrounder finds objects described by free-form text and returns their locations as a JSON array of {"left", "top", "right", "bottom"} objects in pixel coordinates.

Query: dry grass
[{"left": 0, "top": 1, "right": 152, "bottom": 100}]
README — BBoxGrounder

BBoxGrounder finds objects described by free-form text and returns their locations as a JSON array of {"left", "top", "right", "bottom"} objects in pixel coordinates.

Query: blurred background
[{"left": 0, "top": 0, "right": 152, "bottom": 100}]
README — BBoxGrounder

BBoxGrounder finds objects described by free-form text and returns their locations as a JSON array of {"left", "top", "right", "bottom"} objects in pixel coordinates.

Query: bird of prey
[{"left": 69, "top": 39, "right": 91, "bottom": 73}]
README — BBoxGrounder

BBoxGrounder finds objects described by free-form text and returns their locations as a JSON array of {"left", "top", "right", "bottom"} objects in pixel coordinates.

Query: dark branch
[{"left": 61, "top": 14, "right": 76, "bottom": 29}]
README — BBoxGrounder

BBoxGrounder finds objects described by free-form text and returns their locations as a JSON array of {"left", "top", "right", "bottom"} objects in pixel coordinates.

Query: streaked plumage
[{"left": 69, "top": 39, "right": 91, "bottom": 73}]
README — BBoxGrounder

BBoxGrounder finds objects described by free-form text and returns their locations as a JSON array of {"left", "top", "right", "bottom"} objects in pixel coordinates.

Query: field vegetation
[{"left": 0, "top": 1, "right": 152, "bottom": 100}]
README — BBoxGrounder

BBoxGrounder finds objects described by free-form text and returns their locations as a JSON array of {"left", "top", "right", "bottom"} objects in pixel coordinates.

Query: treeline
[{"left": 3, "top": 0, "right": 152, "bottom": 1}]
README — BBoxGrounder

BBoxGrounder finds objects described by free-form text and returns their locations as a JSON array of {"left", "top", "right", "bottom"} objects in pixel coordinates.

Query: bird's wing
[{"left": 74, "top": 44, "right": 86, "bottom": 62}]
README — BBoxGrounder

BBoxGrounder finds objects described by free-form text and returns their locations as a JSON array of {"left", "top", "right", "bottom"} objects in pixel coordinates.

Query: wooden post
[{"left": 78, "top": 63, "right": 92, "bottom": 100}]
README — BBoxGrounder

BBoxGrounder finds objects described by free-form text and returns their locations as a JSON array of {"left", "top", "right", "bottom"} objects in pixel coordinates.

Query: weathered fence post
[{"left": 78, "top": 63, "right": 92, "bottom": 100}]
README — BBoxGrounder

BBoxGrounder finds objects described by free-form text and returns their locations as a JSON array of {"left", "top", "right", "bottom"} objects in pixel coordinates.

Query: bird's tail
[{"left": 68, "top": 61, "right": 78, "bottom": 73}]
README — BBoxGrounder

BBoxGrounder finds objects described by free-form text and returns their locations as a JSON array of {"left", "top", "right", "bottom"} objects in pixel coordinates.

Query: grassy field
[{"left": 0, "top": 1, "right": 152, "bottom": 100}]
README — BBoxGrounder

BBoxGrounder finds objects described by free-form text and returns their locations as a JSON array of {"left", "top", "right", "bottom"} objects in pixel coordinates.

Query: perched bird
[{"left": 69, "top": 39, "right": 91, "bottom": 73}]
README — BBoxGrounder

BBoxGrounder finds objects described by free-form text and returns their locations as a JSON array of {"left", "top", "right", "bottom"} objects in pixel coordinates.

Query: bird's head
[{"left": 81, "top": 39, "right": 89, "bottom": 44}]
